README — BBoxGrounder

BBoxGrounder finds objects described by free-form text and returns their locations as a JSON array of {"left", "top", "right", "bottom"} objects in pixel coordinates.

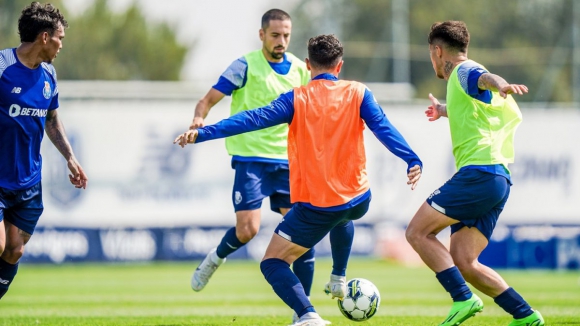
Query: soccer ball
[{"left": 337, "top": 278, "right": 380, "bottom": 322}]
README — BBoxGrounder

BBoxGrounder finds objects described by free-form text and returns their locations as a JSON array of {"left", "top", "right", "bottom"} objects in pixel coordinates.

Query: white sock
[
  {"left": 301, "top": 312, "right": 321, "bottom": 320},
  {"left": 330, "top": 274, "right": 346, "bottom": 282},
  {"left": 210, "top": 250, "right": 225, "bottom": 265}
]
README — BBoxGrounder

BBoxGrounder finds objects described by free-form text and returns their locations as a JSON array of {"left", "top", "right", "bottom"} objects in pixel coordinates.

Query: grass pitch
[{"left": 2, "top": 258, "right": 579, "bottom": 325}]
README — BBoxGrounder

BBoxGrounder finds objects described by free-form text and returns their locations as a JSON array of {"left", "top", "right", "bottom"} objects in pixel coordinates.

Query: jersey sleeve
[
  {"left": 359, "top": 87, "right": 422, "bottom": 171},
  {"left": 44, "top": 63, "right": 60, "bottom": 110},
  {"left": 212, "top": 57, "right": 248, "bottom": 96},
  {"left": 457, "top": 61, "right": 491, "bottom": 103},
  {"left": 196, "top": 90, "right": 295, "bottom": 143}
]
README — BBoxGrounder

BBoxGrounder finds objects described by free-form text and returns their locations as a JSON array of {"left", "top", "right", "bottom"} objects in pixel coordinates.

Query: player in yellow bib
[
  {"left": 187, "top": 9, "right": 328, "bottom": 324},
  {"left": 405, "top": 21, "right": 544, "bottom": 326}
]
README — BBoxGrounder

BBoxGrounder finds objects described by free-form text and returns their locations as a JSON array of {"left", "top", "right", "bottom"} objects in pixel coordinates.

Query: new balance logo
[
  {"left": 0, "top": 277, "right": 10, "bottom": 285},
  {"left": 11, "top": 87, "right": 21, "bottom": 94}
]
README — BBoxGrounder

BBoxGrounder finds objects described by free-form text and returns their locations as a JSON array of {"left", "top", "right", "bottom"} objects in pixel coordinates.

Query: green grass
[{"left": 2, "top": 258, "right": 579, "bottom": 325}]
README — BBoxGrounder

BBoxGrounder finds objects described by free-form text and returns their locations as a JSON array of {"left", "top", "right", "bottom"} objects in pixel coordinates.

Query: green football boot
[
  {"left": 508, "top": 310, "right": 544, "bottom": 326},
  {"left": 439, "top": 293, "right": 484, "bottom": 326}
]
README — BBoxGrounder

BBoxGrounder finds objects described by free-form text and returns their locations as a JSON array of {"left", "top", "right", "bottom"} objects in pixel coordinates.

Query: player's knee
[
  {"left": 454, "top": 258, "right": 477, "bottom": 279},
  {"left": 237, "top": 226, "right": 259, "bottom": 243},
  {"left": 404, "top": 225, "right": 420, "bottom": 246},
  {"left": 2, "top": 245, "right": 24, "bottom": 263}
]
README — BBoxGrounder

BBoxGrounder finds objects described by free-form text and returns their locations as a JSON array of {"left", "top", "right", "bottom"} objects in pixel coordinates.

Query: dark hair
[
  {"left": 261, "top": 9, "right": 291, "bottom": 30},
  {"left": 307, "top": 34, "right": 343, "bottom": 69},
  {"left": 427, "top": 21, "right": 469, "bottom": 53},
  {"left": 18, "top": 2, "right": 68, "bottom": 43}
]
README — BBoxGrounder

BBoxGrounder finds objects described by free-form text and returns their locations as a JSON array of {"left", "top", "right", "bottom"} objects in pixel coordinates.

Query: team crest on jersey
[{"left": 43, "top": 81, "right": 51, "bottom": 99}]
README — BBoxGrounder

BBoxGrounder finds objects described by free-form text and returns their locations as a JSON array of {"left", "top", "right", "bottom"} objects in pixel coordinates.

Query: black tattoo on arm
[
  {"left": 477, "top": 73, "right": 509, "bottom": 91},
  {"left": 45, "top": 110, "right": 74, "bottom": 161}
]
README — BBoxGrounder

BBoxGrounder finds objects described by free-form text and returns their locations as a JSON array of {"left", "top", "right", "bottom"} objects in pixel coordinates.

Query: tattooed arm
[
  {"left": 477, "top": 73, "right": 528, "bottom": 98},
  {"left": 45, "top": 109, "right": 88, "bottom": 189}
]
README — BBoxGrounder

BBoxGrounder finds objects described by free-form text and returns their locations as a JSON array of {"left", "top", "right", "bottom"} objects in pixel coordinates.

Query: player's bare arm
[
  {"left": 174, "top": 129, "right": 199, "bottom": 148},
  {"left": 190, "top": 88, "right": 226, "bottom": 129},
  {"left": 425, "top": 93, "right": 447, "bottom": 121},
  {"left": 45, "top": 110, "right": 88, "bottom": 189},
  {"left": 407, "top": 165, "right": 422, "bottom": 190},
  {"left": 477, "top": 73, "right": 528, "bottom": 98}
]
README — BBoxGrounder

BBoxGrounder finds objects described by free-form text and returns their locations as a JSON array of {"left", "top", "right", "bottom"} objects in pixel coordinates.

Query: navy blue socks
[
  {"left": 436, "top": 266, "right": 472, "bottom": 302},
  {"left": 494, "top": 287, "right": 534, "bottom": 319},
  {"left": 293, "top": 248, "right": 315, "bottom": 296},
  {"left": 215, "top": 227, "right": 245, "bottom": 259},
  {"left": 330, "top": 221, "right": 354, "bottom": 276},
  {"left": 0, "top": 258, "right": 18, "bottom": 299},
  {"left": 261, "top": 258, "right": 315, "bottom": 318}
]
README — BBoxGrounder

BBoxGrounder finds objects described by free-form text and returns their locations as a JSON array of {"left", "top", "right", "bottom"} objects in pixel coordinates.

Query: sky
[{"left": 63, "top": 0, "right": 301, "bottom": 82}]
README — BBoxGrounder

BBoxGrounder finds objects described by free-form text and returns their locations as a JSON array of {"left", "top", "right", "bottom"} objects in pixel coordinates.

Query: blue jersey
[
  {"left": 198, "top": 73, "right": 422, "bottom": 172},
  {"left": 0, "top": 48, "right": 59, "bottom": 190},
  {"left": 196, "top": 73, "right": 423, "bottom": 211},
  {"left": 456, "top": 60, "right": 491, "bottom": 104}
]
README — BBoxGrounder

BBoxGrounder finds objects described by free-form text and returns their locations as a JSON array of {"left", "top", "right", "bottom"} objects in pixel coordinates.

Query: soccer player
[
  {"left": 188, "top": 9, "right": 319, "bottom": 320},
  {"left": 404, "top": 21, "right": 544, "bottom": 326},
  {"left": 175, "top": 34, "right": 422, "bottom": 326},
  {"left": 0, "top": 2, "right": 88, "bottom": 300}
]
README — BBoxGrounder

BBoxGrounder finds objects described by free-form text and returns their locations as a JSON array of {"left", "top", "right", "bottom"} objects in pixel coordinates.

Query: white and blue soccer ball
[{"left": 337, "top": 278, "right": 381, "bottom": 322}]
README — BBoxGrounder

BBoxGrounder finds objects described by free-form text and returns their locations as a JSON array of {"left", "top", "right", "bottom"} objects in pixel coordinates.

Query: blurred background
[{"left": 1, "top": 0, "right": 578, "bottom": 269}]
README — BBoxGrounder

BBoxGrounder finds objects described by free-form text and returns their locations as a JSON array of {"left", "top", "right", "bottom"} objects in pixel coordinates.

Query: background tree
[
  {"left": 0, "top": 0, "right": 188, "bottom": 80},
  {"left": 290, "top": 0, "right": 575, "bottom": 104}
]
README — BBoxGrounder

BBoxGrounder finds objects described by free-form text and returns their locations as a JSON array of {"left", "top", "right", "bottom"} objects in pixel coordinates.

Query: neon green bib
[
  {"left": 447, "top": 60, "right": 522, "bottom": 172},
  {"left": 226, "top": 50, "right": 309, "bottom": 159}
]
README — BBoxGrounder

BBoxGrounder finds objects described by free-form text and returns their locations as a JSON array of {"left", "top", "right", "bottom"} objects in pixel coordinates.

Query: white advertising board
[{"left": 39, "top": 99, "right": 579, "bottom": 227}]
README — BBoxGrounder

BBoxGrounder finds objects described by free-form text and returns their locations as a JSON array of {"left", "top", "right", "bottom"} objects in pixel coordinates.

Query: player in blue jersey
[
  {"left": 175, "top": 34, "right": 422, "bottom": 326},
  {"left": 405, "top": 21, "right": 543, "bottom": 326},
  {"left": 0, "top": 2, "right": 88, "bottom": 300},
  {"left": 187, "top": 10, "right": 326, "bottom": 322}
]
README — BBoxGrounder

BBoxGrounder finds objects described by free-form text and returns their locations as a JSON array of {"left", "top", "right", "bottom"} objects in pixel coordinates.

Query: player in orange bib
[{"left": 175, "top": 34, "right": 422, "bottom": 326}]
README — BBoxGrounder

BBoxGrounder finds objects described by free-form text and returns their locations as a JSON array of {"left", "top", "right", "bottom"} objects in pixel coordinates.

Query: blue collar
[{"left": 312, "top": 73, "right": 339, "bottom": 81}]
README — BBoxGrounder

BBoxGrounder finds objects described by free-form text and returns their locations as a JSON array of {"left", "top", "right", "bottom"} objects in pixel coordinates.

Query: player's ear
[
  {"left": 335, "top": 60, "right": 344, "bottom": 74},
  {"left": 436, "top": 45, "right": 443, "bottom": 58},
  {"left": 305, "top": 58, "right": 311, "bottom": 71},
  {"left": 39, "top": 31, "right": 49, "bottom": 44},
  {"left": 259, "top": 28, "right": 265, "bottom": 42}
]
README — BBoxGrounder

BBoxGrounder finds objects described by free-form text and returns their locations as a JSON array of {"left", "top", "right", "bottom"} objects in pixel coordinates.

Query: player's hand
[
  {"left": 174, "top": 129, "right": 198, "bottom": 148},
  {"left": 189, "top": 117, "right": 204, "bottom": 130},
  {"left": 407, "top": 165, "right": 421, "bottom": 190},
  {"left": 425, "top": 93, "right": 443, "bottom": 121},
  {"left": 67, "top": 157, "right": 88, "bottom": 189},
  {"left": 498, "top": 84, "right": 528, "bottom": 98}
]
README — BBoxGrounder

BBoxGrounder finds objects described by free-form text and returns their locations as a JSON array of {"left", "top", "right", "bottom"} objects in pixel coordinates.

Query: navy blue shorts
[
  {"left": 232, "top": 161, "right": 291, "bottom": 214},
  {"left": 274, "top": 197, "right": 370, "bottom": 248},
  {"left": 0, "top": 182, "right": 44, "bottom": 235},
  {"left": 426, "top": 169, "right": 510, "bottom": 240}
]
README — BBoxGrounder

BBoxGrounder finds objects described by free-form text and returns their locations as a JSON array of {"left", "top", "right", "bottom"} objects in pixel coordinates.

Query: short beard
[{"left": 270, "top": 50, "right": 284, "bottom": 60}]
